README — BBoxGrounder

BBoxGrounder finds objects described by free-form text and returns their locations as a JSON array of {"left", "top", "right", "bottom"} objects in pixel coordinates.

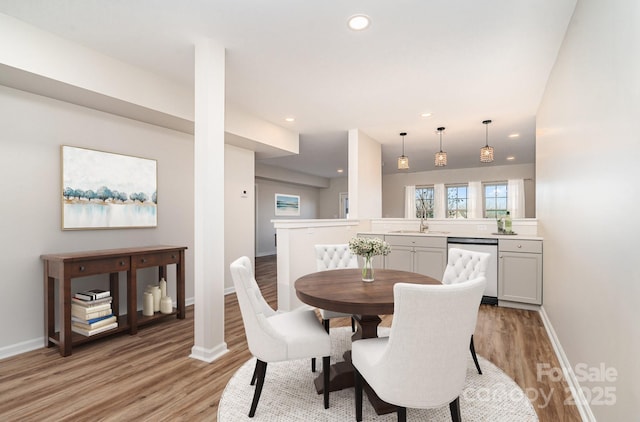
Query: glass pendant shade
[
  {"left": 480, "top": 120, "right": 494, "bottom": 163},
  {"left": 397, "top": 132, "right": 409, "bottom": 170},
  {"left": 480, "top": 145, "right": 494, "bottom": 162},
  {"left": 434, "top": 127, "right": 447, "bottom": 167},
  {"left": 435, "top": 151, "right": 447, "bottom": 166},
  {"left": 397, "top": 155, "right": 410, "bottom": 169}
]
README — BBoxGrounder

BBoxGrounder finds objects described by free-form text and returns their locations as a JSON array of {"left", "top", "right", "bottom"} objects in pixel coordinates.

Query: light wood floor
[{"left": 0, "top": 255, "right": 581, "bottom": 421}]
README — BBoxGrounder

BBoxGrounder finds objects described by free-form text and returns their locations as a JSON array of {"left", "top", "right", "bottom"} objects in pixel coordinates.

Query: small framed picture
[{"left": 275, "top": 193, "right": 300, "bottom": 216}]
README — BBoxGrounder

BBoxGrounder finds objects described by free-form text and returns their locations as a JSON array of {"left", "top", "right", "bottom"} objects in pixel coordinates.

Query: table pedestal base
[{"left": 312, "top": 314, "right": 395, "bottom": 415}]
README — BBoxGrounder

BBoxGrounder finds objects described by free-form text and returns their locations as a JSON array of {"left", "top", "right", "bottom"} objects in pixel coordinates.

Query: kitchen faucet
[{"left": 420, "top": 212, "right": 429, "bottom": 233}]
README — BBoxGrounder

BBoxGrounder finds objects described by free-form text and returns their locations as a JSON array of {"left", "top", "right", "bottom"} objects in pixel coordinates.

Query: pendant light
[
  {"left": 480, "top": 119, "right": 494, "bottom": 163},
  {"left": 434, "top": 127, "right": 447, "bottom": 167},
  {"left": 397, "top": 132, "right": 409, "bottom": 170}
]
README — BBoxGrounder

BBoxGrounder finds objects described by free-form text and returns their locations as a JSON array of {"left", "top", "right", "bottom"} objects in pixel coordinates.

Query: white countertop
[{"left": 360, "top": 231, "right": 543, "bottom": 241}]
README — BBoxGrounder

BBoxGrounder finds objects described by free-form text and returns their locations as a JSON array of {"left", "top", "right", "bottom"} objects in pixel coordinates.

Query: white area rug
[{"left": 219, "top": 327, "right": 538, "bottom": 421}]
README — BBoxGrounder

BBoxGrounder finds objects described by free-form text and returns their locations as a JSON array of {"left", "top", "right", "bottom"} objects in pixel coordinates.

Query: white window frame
[
  {"left": 446, "top": 184, "right": 468, "bottom": 218},
  {"left": 483, "top": 182, "right": 508, "bottom": 218}
]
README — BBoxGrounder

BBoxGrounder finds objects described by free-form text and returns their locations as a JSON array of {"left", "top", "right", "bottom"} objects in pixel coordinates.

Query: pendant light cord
[{"left": 483, "top": 119, "right": 492, "bottom": 147}]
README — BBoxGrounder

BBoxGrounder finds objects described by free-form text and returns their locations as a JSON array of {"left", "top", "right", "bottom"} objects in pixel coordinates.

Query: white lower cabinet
[
  {"left": 498, "top": 239, "right": 543, "bottom": 305},
  {"left": 383, "top": 235, "right": 447, "bottom": 280}
]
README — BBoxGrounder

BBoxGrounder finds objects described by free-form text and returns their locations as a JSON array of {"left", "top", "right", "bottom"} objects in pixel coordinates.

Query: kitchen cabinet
[
  {"left": 498, "top": 239, "right": 542, "bottom": 305},
  {"left": 383, "top": 235, "right": 447, "bottom": 280}
]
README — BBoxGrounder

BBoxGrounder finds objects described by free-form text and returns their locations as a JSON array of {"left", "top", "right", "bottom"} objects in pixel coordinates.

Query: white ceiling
[{"left": 0, "top": 0, "right": 576, "bottom": 178}]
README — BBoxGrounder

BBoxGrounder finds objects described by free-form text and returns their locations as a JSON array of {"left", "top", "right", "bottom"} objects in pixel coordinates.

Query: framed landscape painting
[
  {"left": 275, "top": 193, "right": 300, "bottom": 216},
  {"left": 61, "top": 146, "right": 157, "bottom": 230}
]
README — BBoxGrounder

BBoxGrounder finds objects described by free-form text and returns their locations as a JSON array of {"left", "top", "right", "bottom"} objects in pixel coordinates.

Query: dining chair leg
[
  {"left": 470, "top": 335, "right": 482, "bottom": 374},
  {"left": 323, "top": 318, "right": 330, "bottom": 333},
  {"left": 312, "top": 357, "right": 316, "bottom": 372},
  {"left": 397, "top": 406, "right": 407, "bottom": 422},
  {"left": 249, "top": 359, "right": 267, "bottom": 418},
  {"left": 354, "top": 369, "right": 363, "bottom": 422},
  {"left": 323, "top": 356, "right": 330, "bottom": 409},
  {"left": 351, "top": 316, "right": 355, "bottom": 332},
  {"left": 449, "top": 396, "right": 461, "bottom": 422}
]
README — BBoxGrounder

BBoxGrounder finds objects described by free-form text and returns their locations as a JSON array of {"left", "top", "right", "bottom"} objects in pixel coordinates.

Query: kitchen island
[
  {"left": 359, "top": 227, "right": 542, "bottom": 309},
  {"left": 272, "top": 218, "right": 542, "bottom": 311}
]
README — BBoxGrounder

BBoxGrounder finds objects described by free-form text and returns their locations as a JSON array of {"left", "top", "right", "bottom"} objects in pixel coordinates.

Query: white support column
[
  {"left": 348, "top": 129, "right": 382, "bottom": 219},
  {"left": 190, "top": 39, "right": 228, "bottom": 362}
]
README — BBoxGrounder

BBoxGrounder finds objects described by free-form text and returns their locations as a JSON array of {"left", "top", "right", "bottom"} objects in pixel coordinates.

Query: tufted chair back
[
  {"left": 352, "top": 278, "right": 487, "bottom": 412},
  {"left": 230, "top": 256, "right": 332, "bottom": 416},
  {"left": 315, "top": 244, "right": 358, "bottom": 271},
  {"left": 229, "top": 256, "right": 282, "bottom": 360},
  {"left": 441, "top": 248, "right": 490, "bottom": 285}
]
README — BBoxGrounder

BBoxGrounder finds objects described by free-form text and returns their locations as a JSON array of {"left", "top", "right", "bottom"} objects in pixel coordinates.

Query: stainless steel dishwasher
[{"left": 447, "top": 237, "right": 498, "bottom": 305}]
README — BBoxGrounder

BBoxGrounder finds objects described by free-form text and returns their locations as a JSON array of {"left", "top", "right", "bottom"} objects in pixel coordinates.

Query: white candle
[
  {"left": 151, "top": 286, "right": 161, "bottom": 312},
  {"left": 160, "top": 296, "right": 173, "bottom": 314},
  {"left": 143, "top": 292, "right": 154, "bottom": 316}
]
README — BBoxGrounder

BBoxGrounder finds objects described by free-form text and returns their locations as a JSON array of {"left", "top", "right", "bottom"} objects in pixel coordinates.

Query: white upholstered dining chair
[
  {"left": 230, "top": 256, "right": 331, "bottom": 417},
  {"left": 442, "top": 247, "right": 490, "bottom": 374},
  {"left": 314, "top": 244, "right": 358, "bottom": 333},
  {"left": 352, "top": 278, "right": 486, "bottom": 422}
]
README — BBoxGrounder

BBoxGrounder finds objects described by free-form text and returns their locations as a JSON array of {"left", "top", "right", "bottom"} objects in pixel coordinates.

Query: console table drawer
[
  {"left": 68, "top": 257, "right": 130, "bottom": 277},
  {"left": 133, "top": 250, "right": 181, "bottom": 268}
]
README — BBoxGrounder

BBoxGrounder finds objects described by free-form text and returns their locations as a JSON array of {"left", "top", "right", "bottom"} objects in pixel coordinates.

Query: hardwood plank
[{"left": 0, "top": 255, "right": 581, "bottom": 421}]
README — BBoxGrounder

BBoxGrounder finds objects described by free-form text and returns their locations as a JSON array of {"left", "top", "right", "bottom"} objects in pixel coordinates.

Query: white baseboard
[
  {"left": 0, "top": 337, "right": 45, "bottom": 360},
  {"left": 498, "top": 300, "right": 540, "bottom": 311},
  {"left": 189, "top": 342, "right": 229, "bottom": 363},
  {"left": 1, "top": 297, "right": 198, "bottom": 361},
  {"left": 538, "top": 306, "right": 595, "bottom": 422}
]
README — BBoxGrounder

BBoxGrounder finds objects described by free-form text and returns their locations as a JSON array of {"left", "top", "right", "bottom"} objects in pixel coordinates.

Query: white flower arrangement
[
  {"left": 348, "top": 237, "right": 391, "bottom": 259},
  {"left": 349, "top": 237, "right": 391, "bottom": 281}
]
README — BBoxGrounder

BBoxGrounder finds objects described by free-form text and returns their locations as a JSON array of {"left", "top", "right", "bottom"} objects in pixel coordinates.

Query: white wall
[
  {"left": 0, "top": 85, "right": 194, "bottom": 355},
  {"left": 319, "top": 176, "right": 348, "bottom": 219},
  {"left": 382, "top": 163, "right": 536, "bottom": 218},
  {"left": 224, "top": 145, "right": 255, "bottom": 291},
  {"left": 537, "top": 0, "right": 639, "bottom": 419},
  {"left": 255, "top": 178, "right": 320, "bottom": 256},
  {"left": 274, "top": 219, "right": 369, "bottom": 311}
]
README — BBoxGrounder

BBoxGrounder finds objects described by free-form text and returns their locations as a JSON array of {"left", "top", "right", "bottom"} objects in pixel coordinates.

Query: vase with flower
[{"left": 348, "top": 236, "right": 391, "bottom": 282}]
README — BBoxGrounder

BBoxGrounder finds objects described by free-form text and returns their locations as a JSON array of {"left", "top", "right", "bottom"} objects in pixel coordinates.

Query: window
[
  {"left": 447, "top": 185, "right": 468, "bottom": 218},
  {"left": 415, "top": 186, "right": 434, "bottom": 218},
  {"left": 484, "top": 182, "right": 508, "bottom": 218}
]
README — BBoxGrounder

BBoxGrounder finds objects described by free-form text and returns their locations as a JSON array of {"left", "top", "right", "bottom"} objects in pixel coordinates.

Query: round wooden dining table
[{"left": 295, "top": 268, "right": 440, "bottom": 414}]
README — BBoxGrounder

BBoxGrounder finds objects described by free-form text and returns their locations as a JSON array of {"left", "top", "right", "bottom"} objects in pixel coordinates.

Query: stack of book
[{"left": 71, "top": 289, "right": 118, "bottom": 336}]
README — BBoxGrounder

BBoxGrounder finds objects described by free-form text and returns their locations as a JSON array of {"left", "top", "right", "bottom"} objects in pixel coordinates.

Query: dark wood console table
[{"left": 41, "top": 245, "right": 187, "bottom": 356}]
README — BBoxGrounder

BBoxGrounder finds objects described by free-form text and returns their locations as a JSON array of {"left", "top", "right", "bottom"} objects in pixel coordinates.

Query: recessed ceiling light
[
  {"left": 420, "top": 112, "right": 433, "bottom": 118},
  {"left": 508, "top": 133, "right": 520, "bottom": 138},
  {"left": 284, "top": 117, "right": 295, "bottom": 122},
  {"left": 337, "top": 169, "right": 344, "bottom": 173},
  {"left": 348, "top": 14, "right": 370, "bottom": 31},
  {"left": 506, "top": 156, "right": 516, "bottom": 161}
]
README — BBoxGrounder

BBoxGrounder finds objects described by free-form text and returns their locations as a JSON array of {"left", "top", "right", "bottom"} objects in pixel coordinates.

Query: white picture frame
[{"left": 274, "top": 193, "right": 300, "bottom": 216}]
